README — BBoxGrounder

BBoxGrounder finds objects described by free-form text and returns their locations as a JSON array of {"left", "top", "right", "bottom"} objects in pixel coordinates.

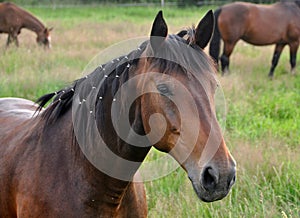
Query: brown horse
[
  {"left": 209, "top": 1, "right": 300, "bottom": 78},
  {"left": 0, "top": 2, "right": 52, "bottom": 48},
  {"left": 0, "top": 11, "right": 236, "bottom": 217}
]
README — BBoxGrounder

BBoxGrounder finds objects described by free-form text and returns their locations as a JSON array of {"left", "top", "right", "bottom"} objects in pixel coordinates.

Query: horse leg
[
  {"left": 220, "top": 41, "right": 236, "bottom": 75},
  {"left": 220, "top": 54, "right": 229, "bottom": 75},
  {"left": 289, "top": 41, "right": 299, "bottom": 75},
  {"left": 268, "top": 43, "right": 285, "bottom": 78},
  {"left": 12, "top": 32, "right": 19, "bottom": 47},
  {"left": 6, "top": 34, "right": 12, "bottom": 48},
  {"left": 14, "top": 36, "right": 19, "bottom": 47}
]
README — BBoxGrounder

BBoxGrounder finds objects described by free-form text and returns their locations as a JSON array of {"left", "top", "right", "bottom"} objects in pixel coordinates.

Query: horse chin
[
  {"left": 42, "top": 42, "right": 51, "bottom": 49},
  {"left": 189, "top": 178, "right": 230, "bottom": 202}
]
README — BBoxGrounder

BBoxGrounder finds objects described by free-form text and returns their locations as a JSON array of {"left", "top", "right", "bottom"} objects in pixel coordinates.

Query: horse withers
[
  {"left": 0, "top": 11, "right": 235, "bottom": 217},
  {"left": 209, "top": 1, "right": 300, "bottom": 78},
  {"left": 0, "top": 2, "right": 52, "bottom": 48}
]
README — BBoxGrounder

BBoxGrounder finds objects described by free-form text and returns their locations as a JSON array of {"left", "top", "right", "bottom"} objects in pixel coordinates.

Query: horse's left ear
[
  {"left": 195, "top": 10, "right": 214, "bottom": 49},
  {"left": 150, "top": 11, "right": 168, "bottom": 53},
  {"left": 44, "top": 27, "right": 53, "bottom": 33}
]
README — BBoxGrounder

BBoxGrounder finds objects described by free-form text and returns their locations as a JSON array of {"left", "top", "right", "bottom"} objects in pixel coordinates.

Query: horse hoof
[
  {"left": 221, "top": 68, "right": 229, "bottom": 76},
  {"left": 291, "top": 69, "right": 296, "bottom": 76}
]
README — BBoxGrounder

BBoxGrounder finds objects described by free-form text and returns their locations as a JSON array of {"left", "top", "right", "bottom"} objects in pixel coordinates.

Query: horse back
[
  {"left": 0, "top": 2, "right": 19, "bottom": 32},
  {"left": 218, "top": 2, "right": 300, "bottom": 45},
  {"left": 0, "top": 2, "right": 30, "bottom": 33},
  {"left": 0, "top": 97, "right": 39, "bottom": 133}
]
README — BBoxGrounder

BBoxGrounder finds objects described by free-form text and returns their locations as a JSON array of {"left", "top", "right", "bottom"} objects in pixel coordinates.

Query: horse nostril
[
  {"left": 201, "top": 166, "right": 219, "bottom": 191},
  {"left": 227, "top": 170, "right": 236, "bottom": 189}
]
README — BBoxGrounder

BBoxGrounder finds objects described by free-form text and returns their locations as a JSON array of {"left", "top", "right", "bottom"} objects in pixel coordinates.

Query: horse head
[
  {"left": 134, "top": 11, "right": 236, "bottom": 202},
  {"left": 37, "top": 27, "right": 53, "bottom": 49}
]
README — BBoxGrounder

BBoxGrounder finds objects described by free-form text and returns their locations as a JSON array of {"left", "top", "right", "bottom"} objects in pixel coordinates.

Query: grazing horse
[
  {"left": 0, "top": 2, "right": 52, "bottom": 48},
  {"left": 209, "top": 1, "right": 300, "bottom": 77},
  {"left": 0, "top": 11, "right": 236, "bottom": 217}
]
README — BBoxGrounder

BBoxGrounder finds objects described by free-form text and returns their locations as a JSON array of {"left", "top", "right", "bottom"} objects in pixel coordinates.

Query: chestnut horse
[
  {"left": 0, "top": 11, "right": 236, "bottom": 217},
  {"left": 209, "top": 1, "right": 300, "bottom": 78},
  {"left": 0, "top": 2, "right": 52, "bottom": 48}
]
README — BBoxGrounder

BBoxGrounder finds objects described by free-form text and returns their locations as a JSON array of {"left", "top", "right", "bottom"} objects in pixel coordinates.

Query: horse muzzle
[{"left": 188, "top": 162, "right": 236, "bottom": 202}]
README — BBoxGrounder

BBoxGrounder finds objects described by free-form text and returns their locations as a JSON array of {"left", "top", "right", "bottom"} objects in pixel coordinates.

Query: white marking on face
[{"left": 48, "top": 36, "right": 52, "bottom": 48}]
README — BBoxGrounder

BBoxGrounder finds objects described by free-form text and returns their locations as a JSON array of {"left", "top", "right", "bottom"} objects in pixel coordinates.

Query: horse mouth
[{"left": 188, "top": 176, "right": 233, "bottom": 202}]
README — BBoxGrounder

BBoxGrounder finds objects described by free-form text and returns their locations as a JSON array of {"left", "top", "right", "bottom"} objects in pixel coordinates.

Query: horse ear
[
  {"left": 150, "top": 11, "right": 168, "bottom": 53},
  {"left": 44, "top": 27, "right": 53, "bottom": 34},
  {"left": 195, "top": 10, "right": 214, "bottom": 49}
]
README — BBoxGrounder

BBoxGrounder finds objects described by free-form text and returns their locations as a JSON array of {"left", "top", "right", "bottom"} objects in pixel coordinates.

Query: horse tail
[{"left": 209, "top": 8, "right": 222, "bottom": 66}]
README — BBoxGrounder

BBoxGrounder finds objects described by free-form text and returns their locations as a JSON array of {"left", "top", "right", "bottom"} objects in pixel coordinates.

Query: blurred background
[{"left": 1, "top": 0, "right": 279, "bottom": 7}]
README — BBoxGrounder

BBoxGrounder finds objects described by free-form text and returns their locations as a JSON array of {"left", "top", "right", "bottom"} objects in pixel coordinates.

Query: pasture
[{"left": 0, "top": 5, "right": 299, "bottom": 217}]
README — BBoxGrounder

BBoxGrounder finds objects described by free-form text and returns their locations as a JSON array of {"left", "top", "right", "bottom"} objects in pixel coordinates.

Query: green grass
[
  {"left": 0, "top": 5, "right": 299, "bottom": 217},
  {"left": 225, "top": 75, "right": 300, "bottom": 146},
  {"left": 27, "top": 5, "right": 215, "bottom": 27}
]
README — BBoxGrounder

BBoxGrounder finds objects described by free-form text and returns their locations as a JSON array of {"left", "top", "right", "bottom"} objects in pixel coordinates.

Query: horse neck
[
  {"left": 22, "top": 12, "right": 44, "bottom": 34},
  {"left": 90, "top": 103, "right": 151, "bottom": 214},
  {"left": 97, "top": 91, "right": 151, "bottom": 175},
  {"left": 47, "top": 94, "right": 149, "bottom": 212}
]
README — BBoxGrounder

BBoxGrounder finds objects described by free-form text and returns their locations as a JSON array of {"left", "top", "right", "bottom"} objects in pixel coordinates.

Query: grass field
[{"left": 0, "top": 5, "right": 299, "bottom": 217}]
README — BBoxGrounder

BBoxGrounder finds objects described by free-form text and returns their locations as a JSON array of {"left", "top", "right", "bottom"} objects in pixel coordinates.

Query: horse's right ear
[
  {"left": 150, "top": 11, "right": 168, "bottom": 53},
  {"left": 195, "top": 10, "right": 214, "bottom": 49},
  {"left": 44, "top": 27, "right": 53, "bottom": 34}
]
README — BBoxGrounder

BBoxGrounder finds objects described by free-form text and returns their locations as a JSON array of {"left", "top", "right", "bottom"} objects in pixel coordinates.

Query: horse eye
[{"left": 157, "top": 84, "right": 171, "bottom": 96}]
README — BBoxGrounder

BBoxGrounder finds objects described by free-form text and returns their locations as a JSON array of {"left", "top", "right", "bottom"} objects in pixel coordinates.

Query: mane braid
[
  {"left": 176, "top": 26, "right": 197, "bottom": 46},
  {"left": 186, "top": 26, "right": 197, "bottom": 46},
  {"left": 36, "top": 42, "right": 147, "bottom": 125}
]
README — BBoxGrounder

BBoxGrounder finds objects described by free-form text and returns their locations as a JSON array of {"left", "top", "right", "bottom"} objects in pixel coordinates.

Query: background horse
[
  {"left": 0, "top": 2, "right": 52, "bottom": 48},
  {"left": 0, "top": 11, "right": 235, "bottom": 217},
  {"left": 209, "top": 1, "right": 300, "bottom": 78}
]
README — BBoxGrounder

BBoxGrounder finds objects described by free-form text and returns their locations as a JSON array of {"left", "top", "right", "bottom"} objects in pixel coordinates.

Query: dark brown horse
[
  {"left": 209, "top": 1, "right": 300, "bottom": 78},
  {"left": 0, "top": 2, "right": 52, "bottom": 48},
  {"left": 0, "top": 11, "right": 236, "bottom": 217}
]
